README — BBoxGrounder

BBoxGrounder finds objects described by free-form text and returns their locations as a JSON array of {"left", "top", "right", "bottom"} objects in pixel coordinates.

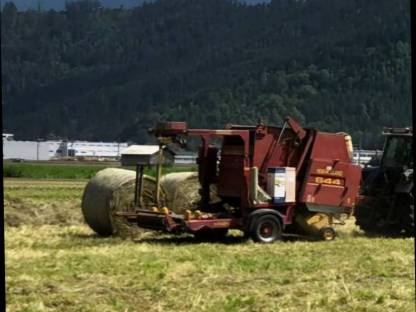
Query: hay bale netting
[{"left": 81, "top": 168, "right": 165, "bottom": 237}]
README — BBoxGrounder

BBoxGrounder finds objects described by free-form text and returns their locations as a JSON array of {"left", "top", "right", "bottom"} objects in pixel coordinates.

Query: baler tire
[
  {"left": 250, "top": 214, "right": 282, "bottom": 243},
  {"left": 320, "top": 227, "right": 336, "bottom": 241}
]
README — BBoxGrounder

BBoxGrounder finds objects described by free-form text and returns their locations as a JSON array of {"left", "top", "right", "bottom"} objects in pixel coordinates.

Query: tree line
[{"left": 1, "top": 0, "right": 411, "bottom": 148}]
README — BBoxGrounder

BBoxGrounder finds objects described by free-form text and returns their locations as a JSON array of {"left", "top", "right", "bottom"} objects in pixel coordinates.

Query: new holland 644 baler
[{"left": 117, "top": 117, "right": 362, "bottom": 243}]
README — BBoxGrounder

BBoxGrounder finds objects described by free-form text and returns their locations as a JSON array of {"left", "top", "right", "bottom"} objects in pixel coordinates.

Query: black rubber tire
[
  {"left": 354, "top": 202, "right": 378, "bottom": 234},
  {"left": 404, "top": 191, "right": 414, "bottom": 236},
  {"left": 408, "top": 203, "right": 414, "bottom": 236},
  {"left": 354, "top": 169, "right": 384, "bottom": 235},
  {"left": 320, "top": 227, "right": 336, "bottom": 241},
  {"left": 250, "top": 214, "right": 282, "bottom": 243}
]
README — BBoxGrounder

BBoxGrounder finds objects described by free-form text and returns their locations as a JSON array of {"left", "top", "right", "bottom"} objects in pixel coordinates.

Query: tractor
[{"left": 355, "top": 127, "right": 414, "bottom": 236}]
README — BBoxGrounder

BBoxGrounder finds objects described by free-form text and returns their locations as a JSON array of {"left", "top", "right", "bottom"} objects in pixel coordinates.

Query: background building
[
  {"left": 2, "top": 134, "right": 197, "bottom": 163},
  {"left": 3, "top": 140, "right": 50, "bottom": 161},
  {"left": 3, "top": 133, "right": 14, "bottom": 141},
  {"left": 2, "top": 134, "right": 129, "bottom": 160}
]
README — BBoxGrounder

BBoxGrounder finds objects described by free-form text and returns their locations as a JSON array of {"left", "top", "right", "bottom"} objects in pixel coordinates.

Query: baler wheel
[
  {"left": 250, "top": 214, "right": 282, "bottom": 243},
  {"left": 320, "top": 227, "right": 336, "bottom": 241}
]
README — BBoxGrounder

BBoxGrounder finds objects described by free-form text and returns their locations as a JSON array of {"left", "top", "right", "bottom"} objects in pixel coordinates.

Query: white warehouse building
[
  {"left": 3, "top": 140, "right": 50, "bottom": 161},
  {"left": 65, "top": 141, "right": 128, "bottom": 158},
  {"left": 3, "top": 135, "right": 128, "bottom": 160}
]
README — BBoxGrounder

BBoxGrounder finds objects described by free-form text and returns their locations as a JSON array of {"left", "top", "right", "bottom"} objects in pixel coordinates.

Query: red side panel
[
  {"left": 218, "top": 138, "right": 245, "bottom": 198},
  {"left": 218, "top": 154, "right": 245, "bottom": 197},
  {"left": 299, "top": 132, "right": 361, "bottom": 211},
  {"left": 311, "top": 133, "right": 351, "bottom": 162},
  {"left": 300, "top": 158, "right": 362, "bottom": 209},
  {"left": 252, "top": 126, "right": 308, "bottom": 189},
  {"left": 198, "top": 146, "right": 218, "bottom": 184}
]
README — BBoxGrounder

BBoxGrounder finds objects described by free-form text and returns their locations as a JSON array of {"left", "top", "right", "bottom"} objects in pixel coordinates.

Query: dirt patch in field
[{"left": 4, "top": 197, "right": 84, "bottom": 227}]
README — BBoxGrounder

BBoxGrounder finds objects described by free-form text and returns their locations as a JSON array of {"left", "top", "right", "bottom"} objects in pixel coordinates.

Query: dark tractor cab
[{"left": 355, "top": 128, "right": 414, "bottom": 236}]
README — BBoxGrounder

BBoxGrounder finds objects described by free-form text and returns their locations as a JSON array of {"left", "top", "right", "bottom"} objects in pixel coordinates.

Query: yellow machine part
[{"left": 295, "top": 212, "right": 331, "bottom": 235}]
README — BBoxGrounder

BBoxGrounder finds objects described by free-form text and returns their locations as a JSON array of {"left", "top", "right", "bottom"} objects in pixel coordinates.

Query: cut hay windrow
[{"left": 4, "top": 197, "right": 83, "bottom": 227}]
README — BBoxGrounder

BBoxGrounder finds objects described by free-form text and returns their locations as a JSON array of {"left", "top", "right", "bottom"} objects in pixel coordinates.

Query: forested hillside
[
  {"left": 1, "top": 0, "right": 150, "bottom": 11},
  {"left": 1, "top": 0, "right": 269, "bottom": 11},
  {"left": 1, "top": 0, "right": 411, "bottom": 148}
]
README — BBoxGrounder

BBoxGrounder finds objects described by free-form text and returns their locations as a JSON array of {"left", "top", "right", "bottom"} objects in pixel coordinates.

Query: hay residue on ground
[
  {"left": 4, "top": 197, "right": 84, "bottom": 227},
  {"left": 4, "top": 178, "right": 86, "bottom": 227}
]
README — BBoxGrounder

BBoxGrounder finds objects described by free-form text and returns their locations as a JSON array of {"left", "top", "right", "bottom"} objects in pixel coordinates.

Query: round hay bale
[
  {"left": 81, "top": 168, "right": 164, "bottom": 237},
  {"left": 160, "top": 172, "right": 199, "bottom": 213},
  {"left": 82, "top": 169, "right": 222, "bottom": 236},
  {"left": 160, "top": 171, "right": 221, "bottom": 214}
]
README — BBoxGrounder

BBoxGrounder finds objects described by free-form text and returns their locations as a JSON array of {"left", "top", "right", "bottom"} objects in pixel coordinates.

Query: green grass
[
  {"left": 5, "top": 187, "right": 83, "bottom": 201},
  {"left": 144, "top": 165, "right": 197, "bottom": 177},
  {"left": 4, "top": 179, "right": 416, "bottom": 312},
  {"left": 3, "top": 162, "right": 111, "bottom": 179},
  {"left": 3, "top": 162, "right": 196, "bottom": 179},
  {"left": 4, "top": 179, "right": 86, "bottom": 202}
]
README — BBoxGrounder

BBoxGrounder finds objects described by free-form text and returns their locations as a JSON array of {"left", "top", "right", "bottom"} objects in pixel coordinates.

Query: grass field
[
  {"left": 4, "top": 178, "right": 415, "bottom": 312},
  {"left": 3, "top": 162, "right": 196, "bottom": 179},
  {"left": 3, "top": 162, "right": 112, "bottom": 179}
]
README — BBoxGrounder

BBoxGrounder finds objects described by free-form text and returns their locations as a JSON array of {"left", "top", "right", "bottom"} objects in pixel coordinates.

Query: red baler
[{"left": 119, "top": 117, "right": 362, "bottom": 242}]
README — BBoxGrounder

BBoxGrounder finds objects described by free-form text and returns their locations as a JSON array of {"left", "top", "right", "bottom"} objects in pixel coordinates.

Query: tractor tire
[
  {"left": 250, "top": 214, "right": 282, "bottom": 243},
  {"left": 354, "top": 169, "right": 384, "bottom": 235},
  {"left": 355, "top": 202, "right": 378, "bottom": 235},
  {"left": 408, "top": 202, "right": 414, "bottom": 236},
  {"left": 403, "top": 191, "right": 414, "bottom": 236}
]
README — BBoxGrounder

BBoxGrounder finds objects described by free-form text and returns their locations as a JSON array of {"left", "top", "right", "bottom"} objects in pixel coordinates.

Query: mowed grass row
[
  {"left": 4, "top": 178, "right": 416, "bottom": 312},
  {"left": 3, "top": 178, "right": 86, "bottom": 227}
]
